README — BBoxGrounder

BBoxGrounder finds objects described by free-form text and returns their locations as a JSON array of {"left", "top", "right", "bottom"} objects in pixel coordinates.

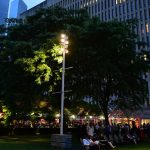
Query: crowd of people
[
  {"left": 77, "top": 121, "right": 150, "bottom": 150},
  {"left": 1, "top": 117, "right": 150, "bottom": 150}
]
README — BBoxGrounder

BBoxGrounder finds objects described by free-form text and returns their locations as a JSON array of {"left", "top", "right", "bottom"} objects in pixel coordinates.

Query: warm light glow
[
  {"left": 60, "top": 47, "right": 64, "bottom": 53},
  {"left": 61, "top": 34, "right": 65, "bottom": 38},
  {"left": 55, "top": 113, "right": 60, "bottom": 118},
  {"left": 39, "top": 101, "right": 48, "bottom": 108},
  {"left": 65, "top": 41, "right": 69, "bottom": 45},
  {"left": 70, "top": 115, "right": 76, "bottom": 119},
  {"left": 144, "top": 54, "right": 147, "bottom": 61},
  {"left": 116, "top": 0, "right": 126, "bottom": 4},
  {"left": 30, "top": 112, "right": 34, "bottom": 115},
  {"left": 61, "top": 38, "right": 65, "bottom": 43},
  {"left": 60, "top": 33, "right": 69, "bottom": 53},
  {"left": 146, "top": 23, "right": 149, "bottom": 32},
  {"left": 0, "top": 113, "right": 3, "bottom": 118},
  {"left": 89, "top": 116, "right": 93, "bottom": 119},
  {"left": 100, "top": 115, "right": 105, "bottom": 120}
]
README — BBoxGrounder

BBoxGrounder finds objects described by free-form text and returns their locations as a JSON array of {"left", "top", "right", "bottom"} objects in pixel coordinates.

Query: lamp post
[
  {"left": 60, "top": 34, "right": 69, "bottom": 135},
  {"left": 50, "top": 34, "right": 71, "bottom": 149}
]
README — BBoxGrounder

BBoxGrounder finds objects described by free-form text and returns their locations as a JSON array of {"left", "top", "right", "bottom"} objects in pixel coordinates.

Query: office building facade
[
  {"left": 21, "top": 0, "right": 150, "bottom": 51},
  {"left": 0, "top": 0, "right": 10, "bottom": 24},
  {"left": 9, "top": 0, "right": 27, "bottom": 18},
  {"left": 20, "top": 0, "right": 47, "bottom": 18}
]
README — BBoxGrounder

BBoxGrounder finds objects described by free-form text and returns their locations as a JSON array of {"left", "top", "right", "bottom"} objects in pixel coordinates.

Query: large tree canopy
[
  {"left": 67, "top": 19, "right": 148, "bottom": 124},
  {"left": 0, "top": 6, "right": 148, "bottom": 124},
  {"left": 0, "top": 7, "right": 90, "bottom": 114}
]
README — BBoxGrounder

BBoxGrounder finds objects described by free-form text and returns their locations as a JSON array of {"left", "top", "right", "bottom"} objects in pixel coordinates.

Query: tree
[
  {"left": 67, "top": 19, "right": 148, "bottom": 125},
  {"left": 0, "top": 7, "right": 90, "bottom": 115}
]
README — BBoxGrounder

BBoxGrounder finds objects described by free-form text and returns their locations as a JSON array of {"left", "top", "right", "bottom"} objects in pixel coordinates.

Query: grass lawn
[
  {"left": 0, "top": 135, "right": 149, "bottom": 150},
  {"left": 0, "top": 136, "right": 51, "bottom": 150},
  {"left": 116, "top": 140, "right": 150, "bottom": 150}
]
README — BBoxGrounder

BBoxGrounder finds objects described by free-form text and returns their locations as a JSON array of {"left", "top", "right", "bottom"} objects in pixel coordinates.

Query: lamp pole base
[{"left": 51, "top": 134, "right": 72, "bottom": 149}]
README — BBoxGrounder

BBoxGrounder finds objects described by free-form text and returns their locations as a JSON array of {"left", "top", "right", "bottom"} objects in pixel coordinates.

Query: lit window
[
  {"left": 116, "top": 0, "right": 126, "bottom": 4},
  {"left": 146, "top": 23, "right": 149, "bottom": 33}
]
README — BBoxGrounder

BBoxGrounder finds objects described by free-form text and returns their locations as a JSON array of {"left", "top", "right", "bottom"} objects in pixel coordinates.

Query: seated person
[
  {"left": 126, "top": 133, "right": 137, "bottom": 144},
  {"left": 99, "top": 134, "right": 116, "bottom": 149},
  {"left": 82, "top": 135, "right": 100, "bottom": 150}
]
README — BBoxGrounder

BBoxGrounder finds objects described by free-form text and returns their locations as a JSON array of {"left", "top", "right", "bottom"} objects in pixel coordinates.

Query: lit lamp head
[
  {"left": 61, "top": 34, "right": 66, "bottom": 39},
  {"left": 60, "top": 34, "right": 66, "bottom": 44},
  {"left": 60, "top": 33, "right": 69, "bottom": 53}
]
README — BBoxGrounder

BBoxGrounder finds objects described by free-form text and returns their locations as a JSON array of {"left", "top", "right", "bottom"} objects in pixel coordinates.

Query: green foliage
[
  {"left": 16, "top": 44, "right": 62, "bottom": 85},
  {"left": 0, "top": 7, "right": 90, "bottom": 116},
  {"left": 67, "top": 19, "right": 148, "bottom": 124},
  {"left": 0, "top": 101, "right": 11, "bottom": 126},
  {"left": 1, "top": 5, "right": 146, "bottom": 124}
]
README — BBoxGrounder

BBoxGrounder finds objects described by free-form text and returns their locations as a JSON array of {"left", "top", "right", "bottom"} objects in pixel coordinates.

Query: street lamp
[{"left": 60, "top": 33, "right": 69, "bottom": 135}]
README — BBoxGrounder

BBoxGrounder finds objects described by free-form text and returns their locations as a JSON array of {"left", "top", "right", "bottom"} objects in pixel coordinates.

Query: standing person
[
  {"left": 95, "top": 122, "right": 101, "bottom": 136},
  {"left": 87, "top": 122, "right": 95, "bottom": 138},
  {"left": 104, "top": 124, "right": 111, "bottom": 140},
  {"left": 77, "top": 123, "right": 87, "bottom": 139},
  {"left": 8, "top": 122, "right": 14, "bottom": 136},
  {"left": 112, "top": 123, "right": 120, "bottom": 144},
  {"left": 139, "top": 127, "right": 145, "bottom": 141}
]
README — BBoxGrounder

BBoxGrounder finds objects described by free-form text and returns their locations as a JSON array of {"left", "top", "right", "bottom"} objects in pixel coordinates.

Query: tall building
[
  {"left": 20, "top": 0, "right": 47, "bottom": 18},
  {"left": 9, "top": 0, "right": 27, "bottom": 18},
  {"left": 0, "top": 0, "right": 10, "bottom": 24},
  {"left": 21, "top": 0, "right": 150, "bottom": 51}
]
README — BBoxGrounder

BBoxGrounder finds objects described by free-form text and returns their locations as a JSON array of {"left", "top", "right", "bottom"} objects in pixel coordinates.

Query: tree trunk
[{"left": 103, "top": 107, "right": 109, "bottom": 125}]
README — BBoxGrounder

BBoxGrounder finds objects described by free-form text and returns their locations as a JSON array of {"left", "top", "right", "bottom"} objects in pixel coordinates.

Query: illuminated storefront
[
  {"left": 109, "top": 108, "right": 150, "bottom": 127},
  {"left": 140, "top": 107, "right": 150, "bottom": 125},
  {"left": 109, "top": 110, "right": 141, "bottom": 127}
]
